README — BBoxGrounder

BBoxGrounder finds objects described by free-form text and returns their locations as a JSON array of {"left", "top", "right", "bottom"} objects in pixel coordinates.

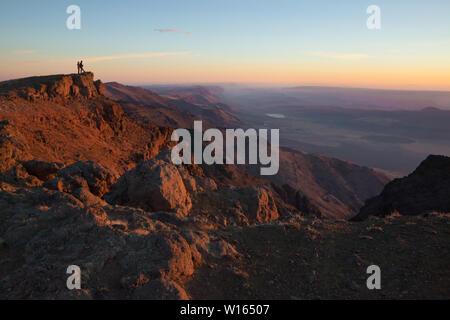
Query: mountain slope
[
  {"left": 0, "top": 74, "right": 448, "bottom": 300},
  {"left": 144, "top": 85, "right": 227, "bottom": 106},
  {"left": 352, "top": 155, "right": 450, "bottom": 221},
  {"left": 245, "top": 148, "right": 389, "bottom": 218},
  {"left": 105, "top": 82, "right": 240, "bottom": 127},
  {"left": 0, "top": 74, "right": 173, "bottom": 176},
  {"left": 1, "top": 74, "right": 391, "bottom": 219},
  {"left": 104, "top": 82, "right": 168, "bottom": 106}
]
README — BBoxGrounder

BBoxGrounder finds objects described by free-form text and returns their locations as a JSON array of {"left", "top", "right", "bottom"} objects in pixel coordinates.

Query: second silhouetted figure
[{"left": 79, "top": 60, "right": 85, "bottom": 74}]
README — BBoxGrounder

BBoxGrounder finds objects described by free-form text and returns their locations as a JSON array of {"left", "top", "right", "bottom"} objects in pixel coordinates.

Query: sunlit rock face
[{"left": 0, "top": 72, "right": 104, "bottom": 101}]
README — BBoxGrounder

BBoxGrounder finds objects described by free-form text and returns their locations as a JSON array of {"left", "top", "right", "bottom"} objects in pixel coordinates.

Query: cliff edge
[{"left": 0, "top": 72, "right": 105, "bottom": 101}]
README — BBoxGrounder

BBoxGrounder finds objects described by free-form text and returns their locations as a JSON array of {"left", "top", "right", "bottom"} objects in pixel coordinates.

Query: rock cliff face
[
  {"left": 352, "top": 155, "right": 450, "bottom": 220},
  {"left": 0, "top": 75, "right": 174, "bottom": 177},
  {"left": 0, "top": 73, "right": 105, "bottom": 101}
]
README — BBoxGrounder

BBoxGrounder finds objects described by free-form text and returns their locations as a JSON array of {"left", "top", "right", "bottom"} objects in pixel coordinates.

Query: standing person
[
  {"left": 79, "top": 60, "right": 85, "bottom": 73},
  {"left": 77, "top": 61, "right": 80, "bottom": 74}
]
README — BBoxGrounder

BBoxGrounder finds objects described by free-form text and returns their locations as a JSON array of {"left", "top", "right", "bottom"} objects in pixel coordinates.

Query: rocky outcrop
[
  {"left": 94, "top": 80, "right": 106, "bottom": 96},
  {"left": 44, "top": 161, "right": 119, "bottom": 198},
  {"left": 105, "top": 153, "right": 281, "bottom": 225},
  {"left": 106, "top": 159, "right": 192, "bottom": 217},
  {"left": 0, "top": 73, "right": 105, "bottom": 101},
  {"left": 352, "top": 155, "right": 450, "bottom": 221},
  {"left": 22, "top": 159, "right": 64, "bottom": 181},
  {"left": 91, "top": 100, "right": 127, "bottom": 134},
  {"left": 0, "top": 76, "right": 177, "bottom": 178},
  {"left": 0, "top": 181, "right": 245, "bottom": 299},
  {"left": 0, "top": 185, "right": 179, "bottom": 298},
  {"left": 187, "top": 184, "right": 280, "bottom": 226},
  {"left": 231, "top": 186, "right": 280, "bottom": 224}
]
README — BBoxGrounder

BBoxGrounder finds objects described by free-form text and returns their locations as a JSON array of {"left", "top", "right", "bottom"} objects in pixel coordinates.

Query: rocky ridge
[
  {"left": 0, "top": 73, "right": 105, "bottom": 101},
  {"left": 353, "top": 155, "right": 450, "bottom": 220}
]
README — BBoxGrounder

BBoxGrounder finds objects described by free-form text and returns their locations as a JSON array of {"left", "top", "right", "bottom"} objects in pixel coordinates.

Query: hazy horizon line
[
  {"left": 1, "top": 73, "right": 450, "bottom": 93},
  {"left": 122, "top": 81, "right": 450, "bottom": 93}
]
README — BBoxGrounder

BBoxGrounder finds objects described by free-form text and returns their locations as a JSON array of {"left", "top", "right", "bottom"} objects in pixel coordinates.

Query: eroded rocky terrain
[{"left": 0, "top": 74, "right": 448, "bottom": 299}]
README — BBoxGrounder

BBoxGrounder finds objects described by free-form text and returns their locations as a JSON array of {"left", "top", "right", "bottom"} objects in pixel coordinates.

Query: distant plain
[{"left": 221, "top": 86, "right": 450, "bottom": 175}]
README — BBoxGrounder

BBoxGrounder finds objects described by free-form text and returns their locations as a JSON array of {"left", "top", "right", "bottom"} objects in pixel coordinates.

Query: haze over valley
[{"left": 215, "top": 85, "right": 450, "bottom": 175}]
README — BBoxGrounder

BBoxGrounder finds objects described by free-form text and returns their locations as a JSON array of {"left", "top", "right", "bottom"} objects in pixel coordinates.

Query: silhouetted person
[
  {"left": 77, "top": 61, "right": 80, "bottom": 74},
  {"left": 79, "top": 60, "right": 85, "bottom": 73}
]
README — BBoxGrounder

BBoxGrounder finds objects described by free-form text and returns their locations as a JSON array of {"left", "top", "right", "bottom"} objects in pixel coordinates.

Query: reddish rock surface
[
  {"left": 0, "top": 74, "right": 448, "bottom": 300},
  {"left": 0, "top": 73, "right": 103, "bottom": 101}
]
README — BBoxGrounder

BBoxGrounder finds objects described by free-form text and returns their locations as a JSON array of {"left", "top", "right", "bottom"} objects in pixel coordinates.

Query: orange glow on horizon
[{"left": 0, "top": 56, "right": 449, "bottom": 91}]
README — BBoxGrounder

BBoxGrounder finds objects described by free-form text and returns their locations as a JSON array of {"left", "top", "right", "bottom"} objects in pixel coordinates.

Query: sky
[{"left": 0, "top": 0, "right": 449, "bottom": 90}]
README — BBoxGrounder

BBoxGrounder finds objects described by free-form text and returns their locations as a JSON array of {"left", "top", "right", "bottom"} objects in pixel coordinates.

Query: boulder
[{"left": 106, "top": 159, "right": 192, "bottom": 216}]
